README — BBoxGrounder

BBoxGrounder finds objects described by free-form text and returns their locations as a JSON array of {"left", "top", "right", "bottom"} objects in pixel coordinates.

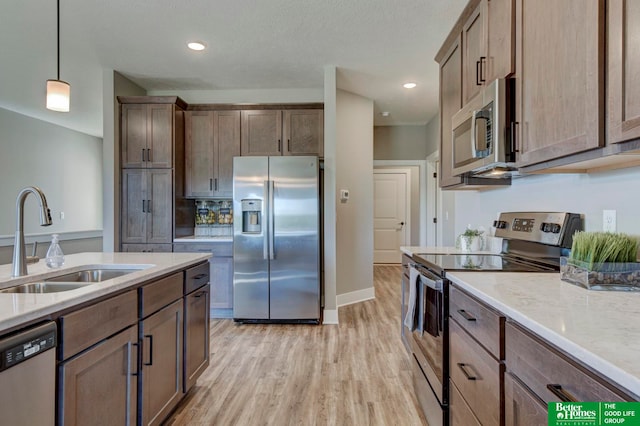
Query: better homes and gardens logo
[{"left": 549, "top": 402, "right": 640, "bottom": 425}]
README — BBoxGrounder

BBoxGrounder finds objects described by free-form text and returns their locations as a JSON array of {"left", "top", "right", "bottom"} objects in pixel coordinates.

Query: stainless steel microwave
[{"left": 451, "top": 78, "right": 516, "bottom": 177}]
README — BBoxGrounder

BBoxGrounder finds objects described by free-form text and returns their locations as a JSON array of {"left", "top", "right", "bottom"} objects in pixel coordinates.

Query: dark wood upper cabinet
[
  {"left": 121, "top": 103, "right": 175, "bottom": 168},
  {"left": 607, "top": 0, "right": 640, "bottom": 144},
  {"left": 283, "top": 109, "right": 324, "bottom": 157},
  {"left": 241, "top": 110, "right": 283, "bottom": 156},
  {"left": 514, "top": 0, "right": 605, "bottom": 167}
]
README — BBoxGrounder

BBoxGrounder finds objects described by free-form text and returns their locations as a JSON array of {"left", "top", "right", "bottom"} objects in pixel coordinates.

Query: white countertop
[
  {"left": 174, "top": 236, "right": 232, "bottom": 243},
  {"left": 400, "top": 246, "right": 496, "bottom": 256},
  {"left": 446, "top": 270, "right": 640, "bottom": 398},
  {"left": 0, "top": 252, "right": 211, "bottom": 333}
]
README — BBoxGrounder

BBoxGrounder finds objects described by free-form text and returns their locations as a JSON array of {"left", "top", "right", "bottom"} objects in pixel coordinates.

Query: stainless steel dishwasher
[{"left": 0, "top": 321, "right": 57, "bottom": 426}]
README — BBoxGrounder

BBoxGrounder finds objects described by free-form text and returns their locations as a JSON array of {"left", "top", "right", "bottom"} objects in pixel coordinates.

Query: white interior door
[{"left": 373, "top": 170, "right": 409, "bottom": 263}]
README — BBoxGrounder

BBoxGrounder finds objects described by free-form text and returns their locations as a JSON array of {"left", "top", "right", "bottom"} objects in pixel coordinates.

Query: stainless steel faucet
[{"left": 12, "top": 186, "right": 53, "bottom": 277}]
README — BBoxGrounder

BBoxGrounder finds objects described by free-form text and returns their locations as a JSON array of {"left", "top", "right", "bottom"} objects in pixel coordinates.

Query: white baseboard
[
  {"left": 322, "top": 309, "right": 339, "bottom": 324},
  {"left": 336, "top": 286, "right": 375, "bottom": 307}
]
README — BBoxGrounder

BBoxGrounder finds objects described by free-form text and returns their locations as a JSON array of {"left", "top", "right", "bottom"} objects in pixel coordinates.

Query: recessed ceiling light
[
  {"left": 187, "top": 41, "right": 206, "bottom": 51},
  {"left": 381, "top": 111, "right": 390, "bottom": 117},
  {"left": 403, "top": 82, "right": 417, "bottom": 89}
]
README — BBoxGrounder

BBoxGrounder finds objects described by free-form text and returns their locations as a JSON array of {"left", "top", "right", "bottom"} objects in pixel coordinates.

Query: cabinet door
[
  {"left": 147, "top": 104, "right": 174, "bottom": 168},
  {"left": 487, "top": 0, "right": 515, "bottom": 80},
  {"left": 184, "top": 283, "right": 210, "bottom": 392},
  {"left": 241, "top": 110, "right": 283, "bottom": 156},
  {"left": 185, "top": 111, "right": 214, "bottom": 197},
  {"left": 121, "top": 104, "right": 148, "bottom": 168},
  {"left": 283, "top": 110, "right": 324, "bottom": 156},
  {"left": 214, "top": 110, "right": 241, "bottom": 197},
  {"left": 147, "top": 169, "right": 173, "bottom": 244},
  {"left": 210, "top": 256, "right": 233, "bottom": 309},
  {"left": 439, "top": 35, "right": 464, "bottom": 188},
  {"left": 59, "top": 325, "right": 138, "bottom": 426},
  {"left": 462, "top": 1, "right": 488, "bottom": 104},
  {"left": 505, "top": 372, "right": 548, "bottom": 426},
  {"left": 121, "top": 169, "right": 147, "bottom": 244},
  {"left": 608, "top": 0, "right": 640, "bottom": 143},
  {"left": 142, "top": 300, "right": 183, "bottom": 426},
  {"left": 515, "top": 0, "right": 604, "bottom": 167}
]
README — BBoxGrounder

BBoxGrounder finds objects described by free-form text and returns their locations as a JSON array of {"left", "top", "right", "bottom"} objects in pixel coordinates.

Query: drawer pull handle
[
  {"left": 144, "top": 334, "right": 153, "bottom": 366},
  {"left": 457, "top": 309, "right": 477, "bottom": 321},
  {"left": 547, "top": 384, "right": 577, "bottom": 402},
  {"left": 457, "top": 363, "right": 477, "bottom": 380},
  {"left": 194, "top": 290, "right": 207, "bottom": 298},
  {"left": 193, "top": 273, "right": 208, "bottom": 280}
]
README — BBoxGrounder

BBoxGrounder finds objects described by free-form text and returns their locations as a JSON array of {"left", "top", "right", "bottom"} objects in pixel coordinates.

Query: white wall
[
  {"left": 323, "top": 66, "right": 338, "bottom": 321},
  {"left": 336, "top": 89, "right": 374, "bottom": 296},
  {"left": 0, "top": 107, "right": 102, "bottom": 239},
  {"left": 425, "top": 113, "right": 439, "bottom": 156},
  {"left": 374, "top": 125, "right": 428, "bottom": 160},
  {"left": 452, "top": 168, "right": 640, "bottom": 240}
]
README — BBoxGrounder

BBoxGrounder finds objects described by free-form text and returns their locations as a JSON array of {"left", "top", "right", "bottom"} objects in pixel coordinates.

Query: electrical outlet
[{"left": 603, "top": 210, "right": 616, "bottom": 232}]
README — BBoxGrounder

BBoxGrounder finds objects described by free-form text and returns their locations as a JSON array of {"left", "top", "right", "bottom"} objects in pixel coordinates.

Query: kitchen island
[
  {"left": 0, "top": 251, "right": 211, "bottom": 425},
  {"left": 0, "top": 251, "right": 211, "bottom": 333}
]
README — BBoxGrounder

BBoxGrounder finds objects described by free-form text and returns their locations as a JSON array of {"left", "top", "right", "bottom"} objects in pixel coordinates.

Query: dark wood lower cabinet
[
  {"left": 504, "top": 372, "right": 548, "bottom": 426},
  {"left": 184, "top": 283, "right": 210, "bottom": 392},
  {"left": 59, "top": 325, "right": 138, "bottom": 426},
  {"left": 141, "top": 299, "right": 183, "bottom": 426}
]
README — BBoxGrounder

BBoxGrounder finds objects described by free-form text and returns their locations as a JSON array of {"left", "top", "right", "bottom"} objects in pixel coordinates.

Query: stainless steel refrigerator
[{"left": 233, "top": 156, "right": 320, "bottom": 322}]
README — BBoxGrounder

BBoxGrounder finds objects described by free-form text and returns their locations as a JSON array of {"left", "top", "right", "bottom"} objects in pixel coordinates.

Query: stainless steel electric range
[{"left": 405, "top": 211, "right": 583, "bottom": 426}]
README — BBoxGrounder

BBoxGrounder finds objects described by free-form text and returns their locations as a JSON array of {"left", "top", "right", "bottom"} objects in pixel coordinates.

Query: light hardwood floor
[{"left": 165, "top": 265, "right": 427, "bottom": 425}]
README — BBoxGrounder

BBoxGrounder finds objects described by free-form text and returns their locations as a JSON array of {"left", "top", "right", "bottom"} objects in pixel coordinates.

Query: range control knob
[
  {"left": 494, "top": 220, "right": 507, "bottom": 229},
  {"left": 552, "top": 224, "right": 561, "bottom": 234},
  {"left": 540, "top": 222, "right": 551, "bottom": 232}
]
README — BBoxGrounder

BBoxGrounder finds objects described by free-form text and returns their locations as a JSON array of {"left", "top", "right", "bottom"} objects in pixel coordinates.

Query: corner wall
[
  {"left": 0, "top": 107, "right": 103, "bottom": 261},
  {"left": 335, "top": 89, "right": 374, "bottom": 303}
]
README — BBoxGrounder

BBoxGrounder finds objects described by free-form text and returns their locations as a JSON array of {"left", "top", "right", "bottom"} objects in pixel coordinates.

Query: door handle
[
  {"left": 457, "top": 363, "right": 477, "bottom": 381},
  {"left": 146, "top": 199, "right": 151, "bottom": 213},
  {"left": 144, "top": 334, "right": 153, "bottom": 366},
  {"left": 457, "top": 309, "right": 477, "bottom": 322},
  {"left": 215, "top": 178, "right": 218, "bottom": 191},
  {"left": 209, "top": 178, "right": 213, "bottom": 191},
  {"left": 478, "top": 56, "right": 486, "bottom": 84},
  {"left": 278, "top": 139, "right": 281, "bottom": 152},
  {"left": 269, "top": 180, "right": 275, "bottom": 260},
  {"left": 147, "top": 149, "right": 151, "bottom": 162},
  {"left": 263, "top": 181, "right": 269, "bottom": 260},
  {"left": 142, "top": 148, "right": 146, "bottom": 162},
  {"left": 547, "top": 384, "right": 578, "bottom": 402},
  {"left": 476, "top": 60, "right": 482, "bottom": 86},
  {"left": 142, "top": 200, "right": 146, "bottom": 213}
]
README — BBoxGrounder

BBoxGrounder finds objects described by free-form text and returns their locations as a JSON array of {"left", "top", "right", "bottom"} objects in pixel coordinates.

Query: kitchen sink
[
  {"left": 0, "top": 282, "right": 91, "bottom": 294},
  {"left": 44, "top": 268, "right": 140, "bottom": 283},
  {"left": 0, "top": 265, "right": 150, "bottom": 294}
]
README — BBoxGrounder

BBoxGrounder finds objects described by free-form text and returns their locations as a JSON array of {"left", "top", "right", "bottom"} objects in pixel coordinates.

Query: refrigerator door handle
[
  {"left": 263, "top": 180, "right": 269, "bottom": 260},
  {"left": 269, "top": 180, "right": 275, "bottom": 260}
]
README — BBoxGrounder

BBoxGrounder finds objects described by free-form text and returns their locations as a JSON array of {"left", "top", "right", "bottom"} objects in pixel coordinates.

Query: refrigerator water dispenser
[{"left": 241, "top": 199, "right": 262, "bottom": 233}]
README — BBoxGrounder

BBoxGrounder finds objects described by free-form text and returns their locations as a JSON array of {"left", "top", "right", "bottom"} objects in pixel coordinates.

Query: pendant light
[{"left": 46, "top": 0, "right": 70, "bottom": 112}]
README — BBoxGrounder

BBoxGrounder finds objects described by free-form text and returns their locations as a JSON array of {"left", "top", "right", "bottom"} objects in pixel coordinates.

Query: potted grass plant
[{"left": 561, "top": 231, "right": 640, "bottom": 290}]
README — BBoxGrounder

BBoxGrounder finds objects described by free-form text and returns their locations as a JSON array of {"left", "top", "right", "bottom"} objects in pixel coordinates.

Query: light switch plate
[{"left": 603, "top": 210, "right": 616, "bottom": 232}]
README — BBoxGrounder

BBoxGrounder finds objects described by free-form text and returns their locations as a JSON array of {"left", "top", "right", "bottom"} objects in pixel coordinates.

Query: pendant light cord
[{"left": 56, "top": 0, "right": 60, "bottom": 80}]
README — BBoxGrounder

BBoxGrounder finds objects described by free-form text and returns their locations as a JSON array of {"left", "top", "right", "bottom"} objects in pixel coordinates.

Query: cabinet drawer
[
  {"left": 450, "top": 319, "right": 503, "bottom": 426},
  {"left": 173, "top": 242, "right": 232, "bottom": 256},
  {"left": 505, "top": 372, "right": 548, "bottom": 426},
  {"left": 450, "top": 284, "right": 504, "bottom": 359},
  {"left": 185, "top": 262, "right": 210, "bottom": 294},
  {"left": 450, "top": 381, "right": 481, "bottom": 426},
  {"left": 506, "top": 321, "right": 633, "bottom": 403},
  {"left": 140, "top": 272, "right": 183, "bottom": 318},
  {"left": 59, "top": 290, "right": 137, "bottom": 359}
]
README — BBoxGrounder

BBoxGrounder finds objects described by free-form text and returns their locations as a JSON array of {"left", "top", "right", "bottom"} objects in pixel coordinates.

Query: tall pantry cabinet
[{"left": 118, "top": 96, "right": 193, "bottom": 252}]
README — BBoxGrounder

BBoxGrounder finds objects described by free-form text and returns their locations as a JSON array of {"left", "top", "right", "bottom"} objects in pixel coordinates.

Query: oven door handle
[{"left": 409, "top": 264, "right": 443, "bottom": 291}]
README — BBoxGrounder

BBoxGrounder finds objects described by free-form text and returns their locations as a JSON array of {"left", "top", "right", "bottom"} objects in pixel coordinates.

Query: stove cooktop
[{"left": 412, "top": 253, "right": 558, "bottom": 275}]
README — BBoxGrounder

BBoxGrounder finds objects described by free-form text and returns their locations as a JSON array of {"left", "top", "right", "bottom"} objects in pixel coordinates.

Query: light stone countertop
[
  {"left": 174, "top": 236, "right": 232, "bottom": 243},
  {"left": 400, "top": 246, "right": 496, "bottom": 256},
  {"left": 0, "top": 252, "right": 211, "bottom": 334},
  {"left": 446, "top": 271, "right": 640, "bottom": 398}
]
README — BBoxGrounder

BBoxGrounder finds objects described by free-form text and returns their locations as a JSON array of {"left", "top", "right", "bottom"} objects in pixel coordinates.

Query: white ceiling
[{"left": 0, "top": 0, "right": 466, "bottom": 137}]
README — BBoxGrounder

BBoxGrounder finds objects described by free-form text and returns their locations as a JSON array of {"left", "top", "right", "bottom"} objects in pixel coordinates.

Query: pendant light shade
[
  {"left": 46, "top": 0, "right": 70, "bottom": 112},
  {"left": 46, "top": 79, "right": 70, "bottom": 112}
]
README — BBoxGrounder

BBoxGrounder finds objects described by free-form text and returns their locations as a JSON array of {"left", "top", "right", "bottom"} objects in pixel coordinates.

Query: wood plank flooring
[{"left": 165, "top": 265, "right": 427, "bottom": 426}]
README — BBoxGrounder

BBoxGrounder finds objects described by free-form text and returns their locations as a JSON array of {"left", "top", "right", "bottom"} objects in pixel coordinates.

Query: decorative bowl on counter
[{"left": 560, "top": 257, "right": 640, "bottom": 291}]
